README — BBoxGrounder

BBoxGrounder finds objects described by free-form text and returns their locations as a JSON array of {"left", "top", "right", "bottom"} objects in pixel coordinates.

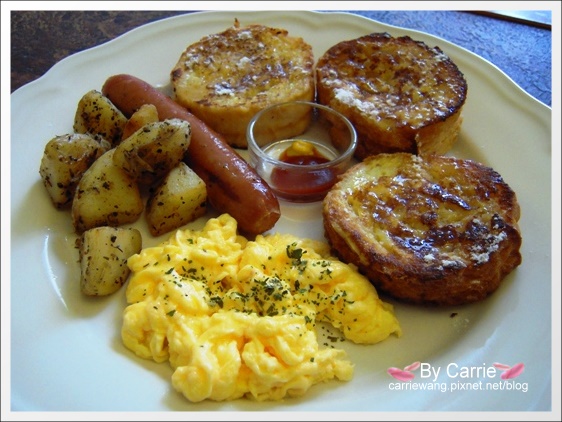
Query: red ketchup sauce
[{"left": 270, "top": 141, "right": 337, "bottom": 200}]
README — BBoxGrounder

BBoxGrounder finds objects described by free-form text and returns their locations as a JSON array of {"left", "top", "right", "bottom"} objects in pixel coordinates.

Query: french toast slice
[
  {"left": 316, "top": 33, "right": 468, "bottom": 160},
  {"left": 171, "top": 20, "right": 315, "bottom": 148},
  {"left": 323, "top": 153, "right": 522, "bottom": 306}
]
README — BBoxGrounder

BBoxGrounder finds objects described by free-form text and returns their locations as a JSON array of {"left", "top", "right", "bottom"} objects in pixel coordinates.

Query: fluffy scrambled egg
[{"left": 122, "top": 214, "right": 401, "bottom": 402}]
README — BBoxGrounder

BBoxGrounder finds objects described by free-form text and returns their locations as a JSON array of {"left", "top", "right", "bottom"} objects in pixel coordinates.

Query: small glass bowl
[{"left": 247, "top": 101, "right": 357, "bottom": 202}]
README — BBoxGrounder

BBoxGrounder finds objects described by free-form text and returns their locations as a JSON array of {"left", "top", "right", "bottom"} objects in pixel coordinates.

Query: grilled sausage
[{"left": 102, "top": 74, "right": 281, "bottom": 235}]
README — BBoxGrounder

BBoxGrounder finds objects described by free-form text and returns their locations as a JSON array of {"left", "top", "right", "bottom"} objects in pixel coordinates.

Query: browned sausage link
[
  {"left": 102, "top": 74, "right": 280, "bottom": 235},
  {"left": 198, "top": 168, "right": 274, "bottom": 231}
]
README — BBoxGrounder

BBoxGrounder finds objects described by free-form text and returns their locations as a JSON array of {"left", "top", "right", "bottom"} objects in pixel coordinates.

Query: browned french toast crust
[
  {"left": 171, "top": 21, "right": 315, "bottom": 148},
  {"left": 323, "top": 153, "right": 522, "bottom": 306},
  {"left": 316, "top": 32, "right": 468, "bottom": 159}
]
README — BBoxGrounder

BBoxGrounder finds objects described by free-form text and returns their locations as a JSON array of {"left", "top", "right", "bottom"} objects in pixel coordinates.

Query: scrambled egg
[{"left": 122, "top": 214, "right": 401, "bottom": 402}]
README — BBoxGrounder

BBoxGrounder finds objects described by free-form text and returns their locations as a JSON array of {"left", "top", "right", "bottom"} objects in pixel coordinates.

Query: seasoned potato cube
[
  {"left": 39, "top": 133, "right": 111, "bottom": 209},
  {"left": 78, "top": 226, "right": 142, "bottom": 296},
  {"left": 113, "top": 119, "right": 192, "bottom": 186},
  {"left": 122, "top": 103, "right": 159, "bottom": 140},
  {"left": 146, "top": 162, "right": 207, "bottom": 236},
  {"left": 72, "top": 149, "right": 144, "bottom": 234},
  {"left": 73, "top": 89, "right": 128, "bottom": 146}
]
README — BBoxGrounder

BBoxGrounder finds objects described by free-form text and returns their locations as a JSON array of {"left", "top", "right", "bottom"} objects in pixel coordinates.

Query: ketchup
[{"left": 270, "top": 140, "right": 337, "bottom": 200}]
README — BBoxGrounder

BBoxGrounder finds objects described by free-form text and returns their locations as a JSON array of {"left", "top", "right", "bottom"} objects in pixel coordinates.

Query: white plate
[{"left": 9, "top": 11, "right": 552, "bottom": 413}]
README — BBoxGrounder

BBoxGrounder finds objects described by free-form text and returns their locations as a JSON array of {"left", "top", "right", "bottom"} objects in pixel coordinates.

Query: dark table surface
[{"left": 10, "top": 10, "right": 552, "bottom": 107}]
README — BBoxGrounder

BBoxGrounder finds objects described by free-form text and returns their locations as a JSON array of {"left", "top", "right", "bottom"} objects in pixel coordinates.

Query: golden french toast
[
  {"left": 323, "top": 153, "right": 522, "bottom": 306},
  {"left": 316, "top": 33, "right": 468, "bottom": 160},
  {"left": 170, "top": 20, "right": 315, "bottom": 148}
]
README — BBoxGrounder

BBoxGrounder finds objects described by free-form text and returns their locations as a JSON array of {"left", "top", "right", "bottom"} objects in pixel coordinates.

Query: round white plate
[{"left": 9, "top": 11, "right": 552, "bottom": 413}]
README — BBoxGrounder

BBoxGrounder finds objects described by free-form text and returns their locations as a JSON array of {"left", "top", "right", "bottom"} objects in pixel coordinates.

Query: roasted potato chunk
[
  {"left": 112, "top": 119, "right": 192, "bottom": 186},
  {"left": 39, "top": 133, "right": 111, "bottom": 209},
  {"left": 72, "top": 149, "right": 144, "bottom": 234},
  {"left": 146, "top": 162, "right": 207, "bottom": 236},
  {"left": 73, "top": 89, "right": 128, "bottom": 146},
  {"left": 122, "top": 103, "right": 159, "bottom": 140},
  {"left": 78, "top": 226, "right": 142, "bottom": 296}
]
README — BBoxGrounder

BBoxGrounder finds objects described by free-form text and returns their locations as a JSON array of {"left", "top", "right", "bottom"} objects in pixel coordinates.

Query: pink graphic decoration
[
  {"left": 493, "top": 362, "right": 525, "bottom": 380},
  {"left": 388, "top": 361, "right": 525, "bottom": 382},
  {"left": 387, "top": 361, "right": 420, "bottom": 382}
]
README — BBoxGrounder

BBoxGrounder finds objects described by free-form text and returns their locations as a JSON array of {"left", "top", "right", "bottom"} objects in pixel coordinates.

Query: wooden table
[{"left": 10, "top": 10, "right": 552, "bottom": 106}]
